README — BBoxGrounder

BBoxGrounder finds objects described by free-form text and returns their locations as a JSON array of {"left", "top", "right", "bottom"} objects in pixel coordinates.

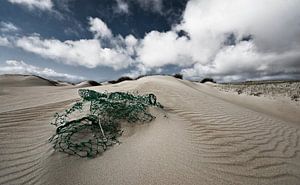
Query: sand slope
[
  {"left": 0, "top": 74, "right": 58, "bottom": 87},
  {"left": 0, "top": 76, "right": 299, "bottom": 185},
  {"left": 75, "top": 80, "right": 100, "bottom": 88}
]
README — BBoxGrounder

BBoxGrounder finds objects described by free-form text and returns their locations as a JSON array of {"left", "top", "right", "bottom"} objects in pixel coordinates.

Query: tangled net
[{"left": 49, "top": 89, "right": 162, "bottom": 158}]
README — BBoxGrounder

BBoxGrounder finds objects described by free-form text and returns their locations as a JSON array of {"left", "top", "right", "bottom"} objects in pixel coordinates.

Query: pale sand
[{"left": 0, "top": 75, "right": 300, "bottom": 185}]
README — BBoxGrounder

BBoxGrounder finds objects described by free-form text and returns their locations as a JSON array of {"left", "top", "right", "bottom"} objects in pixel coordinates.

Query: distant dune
[
  {"left": 0, "top": 75, "right": 300, "bottom": 185},
  {"left": 213, "top": 81, "right": 300, "bottom": 102},
  {"left": 75, "top": 80, "right": 101, "bottom": 87},
  {"left": 0, "top": 74, "right": 58, "bottom": 87}
]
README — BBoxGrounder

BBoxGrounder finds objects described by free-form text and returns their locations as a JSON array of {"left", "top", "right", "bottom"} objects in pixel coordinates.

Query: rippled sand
[{"left": 0, "top": 75, "right": 299, "bottom": 185}]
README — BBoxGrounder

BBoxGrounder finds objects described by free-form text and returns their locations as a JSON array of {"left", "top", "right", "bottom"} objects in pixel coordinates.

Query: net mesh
[{"left": 49, "top": 89, "right": 163, "bottom": 158}]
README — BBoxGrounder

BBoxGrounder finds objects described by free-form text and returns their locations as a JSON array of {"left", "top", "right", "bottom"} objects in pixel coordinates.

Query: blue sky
[{"left": 0, "top": 0, "right": 300, "bottom": 82}]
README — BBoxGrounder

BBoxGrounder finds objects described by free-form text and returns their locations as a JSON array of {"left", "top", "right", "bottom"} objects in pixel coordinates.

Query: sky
[{"left": 0, "top": 0, "right": 300, "bottom": 82}]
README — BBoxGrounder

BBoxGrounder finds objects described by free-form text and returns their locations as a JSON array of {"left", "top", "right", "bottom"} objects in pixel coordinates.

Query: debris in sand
[
  {"left": 49, "top": 89, "right": 163, "bottom": 158},
  {"left": 291, "top": 94, "right": 299, "bottom": 101}
]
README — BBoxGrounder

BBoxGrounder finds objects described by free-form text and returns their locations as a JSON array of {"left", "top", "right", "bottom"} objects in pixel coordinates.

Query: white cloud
[
  {"left": 133, "top": 0, "right": 300, "bottom": 81},
  {"left": 0, "top": 60, "right": 84, "bottom": 82},
  {"left": 114, "top": 0, "right": 129, "bottom": 14},
  {"left": 7, "top": 0, "right": 53, "bottom": 10},
  {"left": 7, "top": 17, "right": 138, "bottom": 70},
  {"left": 0, "top": 36, "right": 11, "bottom": 47},
  {"left": 15, "top": 36, "right": 133, "bottom": 70},
  {"left": 0, "top": 22, "right": 19, "bottom": 32},
  {"left": 179, "top": 0, "right": 300, "bottom": 81},
  {"left": 114, "top": 0, "right": 163, "bottom": 14},
  {"left": 182, "top": 41, "right": 300, "bottom": 81},
  {"left": 124, "top": 34, "right": 138, "bottom": 56},
  {"left": 137, "top": 31, "right": 192, "bottom": 68},
  {"left": 88, "top": 17, "right": 112, "bottom": 39},
  {"left": 2, "top": 0, "right": 300, "bottom": 82},
  {"left": 176, "top": 0, "right": 300, "bottom": 53}
]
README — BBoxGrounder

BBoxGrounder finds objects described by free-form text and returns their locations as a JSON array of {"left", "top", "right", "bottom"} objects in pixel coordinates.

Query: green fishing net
[{"left": 49, "top": 89, "right": 163, "bottom": 158}]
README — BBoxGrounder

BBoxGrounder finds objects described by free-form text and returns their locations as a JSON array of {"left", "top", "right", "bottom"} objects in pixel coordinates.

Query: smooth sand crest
[
  {"left": 75, "top": 80, "right": 101, "bottom": 88},
  {"left": 0, "top": 76, "right": 300, "bottom": 185},
  {"left": 0, "top": 74, "right": 58, "bottom": 87}
]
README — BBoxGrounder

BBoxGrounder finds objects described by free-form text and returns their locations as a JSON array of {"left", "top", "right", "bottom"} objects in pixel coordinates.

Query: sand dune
[
  {"left": 0, "top": 74, "right": 58, "bottom": 87},
  {"left": 0, "top": 76, "right": 300, "bottom": 185},
  {"left": 75, "top": 80, "right": 101, "bottom": 87}
]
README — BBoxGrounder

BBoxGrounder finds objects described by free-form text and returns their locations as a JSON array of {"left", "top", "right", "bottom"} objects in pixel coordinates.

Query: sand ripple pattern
[
  {"left": 0, "top": 78, "right": 300, "bottom": 185},
  {"left": 0, "top": 100, "right": 76, "bottom": 185},
  {"left": 162, "top": 82, "right": 300, "bottom": 185}
]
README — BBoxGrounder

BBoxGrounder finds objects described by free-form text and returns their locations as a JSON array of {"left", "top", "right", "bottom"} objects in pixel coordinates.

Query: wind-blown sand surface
[{"left": 0, "top": 75, "right": 300, "bottom": 185}]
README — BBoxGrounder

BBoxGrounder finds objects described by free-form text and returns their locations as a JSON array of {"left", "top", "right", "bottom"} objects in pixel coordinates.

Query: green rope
[{"left": 49, "top": 89, "right": 163, "bottom": 158}]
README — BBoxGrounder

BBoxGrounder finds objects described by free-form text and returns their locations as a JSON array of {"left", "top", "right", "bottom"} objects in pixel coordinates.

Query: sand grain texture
[{"left": 0, "top": 76, "right": 300, "bottom": 185}]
